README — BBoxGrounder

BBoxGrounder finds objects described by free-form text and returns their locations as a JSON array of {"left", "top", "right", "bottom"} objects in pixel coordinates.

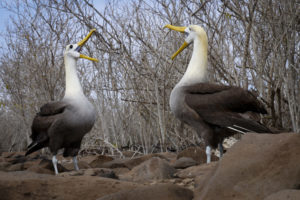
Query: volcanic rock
[
  {"left": 120, "top": 157, "right": 176, "bottom": 182},
  {"left": 97, "top": 183, "right": 193, "bottom": 200},
  {"left": 195, "top": 133, "right": 300, "bottom": 200}
]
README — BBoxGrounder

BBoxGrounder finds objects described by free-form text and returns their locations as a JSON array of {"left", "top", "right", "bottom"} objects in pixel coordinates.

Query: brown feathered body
[
  {"left": 26, "top": 99, "right": 96, "bottom": 157},
  {"left": 170, "top": 82, "right": 271, "bottom": 148}
]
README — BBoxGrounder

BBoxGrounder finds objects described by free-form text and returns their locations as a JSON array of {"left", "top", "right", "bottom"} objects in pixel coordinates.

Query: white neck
[
  {"left": 63, "top": 56, "right": 84, "bottom": 99},
  {"left": 177, "top": 36, "right": 208, "bottom": 86}
]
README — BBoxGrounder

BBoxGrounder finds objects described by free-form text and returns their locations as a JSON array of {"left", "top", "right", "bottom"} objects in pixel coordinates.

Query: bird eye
[{"left": 70, "top": 45, "right": 73, "bottom": 49}]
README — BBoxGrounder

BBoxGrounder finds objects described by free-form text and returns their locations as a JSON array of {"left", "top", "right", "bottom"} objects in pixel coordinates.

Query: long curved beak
[
  {"left": 164, "top": 24, "right": 188, "bottom": 60},
  {"left": 164, "top": 24, "right": 186, "bottom": 33},
  {"left": 76, "top": 29, "right": 99, "bottom": 62}
]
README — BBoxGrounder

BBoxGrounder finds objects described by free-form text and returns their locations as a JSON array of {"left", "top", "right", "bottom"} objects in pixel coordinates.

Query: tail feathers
[
  {"left": 27, "top": 141, "right": 36, "bottom": 149},
  {"left": 227, "top": 117, "right": 273, "bottom": 134},
  {"left": 25, "top": 141, "right": 47, "bottom": 156},
  {"left": 26, "top": 131, "right": 49, "bottom": 156},
  {"left": 247, "top": 91, "right": 268, "bottom": 114}
]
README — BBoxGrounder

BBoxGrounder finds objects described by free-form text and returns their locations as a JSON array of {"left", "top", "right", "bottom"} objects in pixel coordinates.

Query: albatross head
[
  {"left": 64, "top": 29, "right": 99, "bottom": 62},
  {"left": 164, "top": 24, "right": 207, "bottom": 60},
  {"left": 63, "top": 29, "right": 99, "bottom": 99}
]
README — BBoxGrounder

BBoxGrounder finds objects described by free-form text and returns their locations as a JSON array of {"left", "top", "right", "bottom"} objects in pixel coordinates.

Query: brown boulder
[
  {"left": 172, "top": 157, "right": 197, "bottom": 169},
  {"left": 1, "top": 151, "right": 25, "bottom": 159},
  {"left": 58, "top": 168, "right": 118, "bottom": 179},
  {"left": 26, "top": 165, "right": 54, "bottom": 175},
  {"left": 2, "top": 153, "right": 26, "bottom": 164},
  {"left": 155, "top": 152, "right": 177, "bottom": 162},
  {"left": 2, "top": 151, "right": 41, "bottom": 163},
  {"left": 6, "top": 163, "right": 25, "bottom": 171},
  {"left": 121, "top": 151, "right": 139, "bottom": 157},
  {"left": 87, "top": 168, "right": 118, "bottom": 178},
  {"left": 195, "top": 133, "right": 300, "bottom": 200},
  {"left": 1, "top": 156, "right": 55, "bottom": 173},
  {"left": 0, "top": 161, "right": 11, "bottom": 171},
  {"left": 63, "top": 160, "right": 91, "bottom": 170},
  {"left": 0, "top": 170, "right": 138, "bottom": 200},
  {"left": 89, "top": 155, "right": 114, "bottom": 168},
  {"left": 175, "top": 162, "right": 217, "bottom": 179},
  {"left": 111, "top": 167, "right": 130, "bottom": 176},
  {"left": 96, "top": 154, "right": 172, "bottom": 170},
  {"left": 123, "top": 153, "right": 174, "bottom": 169},
  {"left": 120, "top": 157, "right": 176, "bottom": 182},
  {"left": 99, "top": 159, "right": 128, "bottom": 168},
  {"left": 26, "top": 159, "right": 68, "bottom": 175},
  {"left": 91, "top": 153, "right": 176, "bottom": 170},
  {"left": 78, "top": 155, "right": 100, "bottom": 164},
  {"left": 97, "top": 183, "right": 193, "bottom": 200},
  {"left": 264, "top": 189, "right": 300, "bottom": 200},
  {"left": 123, "top": 155, "right": 153, "bottom": 169}
]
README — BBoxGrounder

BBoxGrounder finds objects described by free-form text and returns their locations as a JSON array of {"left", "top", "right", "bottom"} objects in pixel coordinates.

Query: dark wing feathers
[
  {"left": 202, "top": 112, "right": 271, "bottom": 133},
  {"left": 184, "top": 83, "right": 271, "bottom": 133},
  {"left": 39, "top": 101, "right": 68, "bottom": 116},
  {"left": 184, "top": 83, "right": 232, "bottom": 94},
  {"left": 184, "top": 83, "right": 267, "bottom": 114},
  {"left": 31, "top": 101, "right": 67, "bottom": 139},
  {"left": 26, "top": 101, "right": 67, "bottom": 156}
]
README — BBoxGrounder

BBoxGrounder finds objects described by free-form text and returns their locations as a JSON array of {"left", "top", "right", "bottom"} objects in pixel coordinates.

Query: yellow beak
[
  {"left": 164, "top": 24, "right": 187, "bottom": 33},
  {"left": 79, "top": 54, "right": 99, "bottom": 62},
  {"left": 171, "top": 41, "right": 188, "bottom": 60},
  {"left": 164, "top": 24, "right": 188, "bottom": 60},
  {"left": 77, "top": 29, "right": 99, "bottom": 62},
  {"left": 77, "top": 29, "right": 96, "bottom": 46}
]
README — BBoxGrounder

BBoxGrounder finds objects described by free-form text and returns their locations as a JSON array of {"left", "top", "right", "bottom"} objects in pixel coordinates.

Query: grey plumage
[
  {"left": 26, "top": 100, "right": 96, "bottom": 157},
  {"left": 25, "top": 29, "right": 98, "bottom": 174},
  {"left": 170, "top": 82, "right": 271, "bottom": 149},
  {"left": 164, "top": 24, "right": 273, "bottom": 163}
]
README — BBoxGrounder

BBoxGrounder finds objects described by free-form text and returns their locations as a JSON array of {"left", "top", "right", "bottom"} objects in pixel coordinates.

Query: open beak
[
  {"left": 164, "top": 24, "right": 188, "bottom": 60},
  {"left": 76, "top": 29, "right": 99, "bottom": 62}
]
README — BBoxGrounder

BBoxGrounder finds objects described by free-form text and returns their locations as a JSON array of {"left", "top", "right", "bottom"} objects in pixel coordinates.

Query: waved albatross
[
  {"left": 164, "top": 24, "right": 273, "bottom": 163},
  {"left": 26, "top": 29, "right": 98, "bottom": 174}
]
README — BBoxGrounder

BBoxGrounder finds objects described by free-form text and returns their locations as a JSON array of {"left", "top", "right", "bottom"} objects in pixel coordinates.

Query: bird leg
[
  {"left": 52, "top": 155, "right": 59, "bottom": 175},
  {"left": 73, "top": 156, "right": 79, "bottom": 171},
  {"left": 218, "top": 141, "right": 224, "bottom": 157},
  {"left": 206, "top": 146, "right": 212, "bottom": 163}
]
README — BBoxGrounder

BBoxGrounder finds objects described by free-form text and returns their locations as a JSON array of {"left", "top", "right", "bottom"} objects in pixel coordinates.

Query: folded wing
[
  {"left": 184, "top": 83, "right": 271, "bottom": 133},
  {"left": 26, "top": 101, "right": 68, "bottom": 155}
]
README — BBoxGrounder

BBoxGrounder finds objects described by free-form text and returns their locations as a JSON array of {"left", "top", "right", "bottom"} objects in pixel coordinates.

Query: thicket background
[{"left": 0, "top": 0, "right": 299, "bottom": 154}]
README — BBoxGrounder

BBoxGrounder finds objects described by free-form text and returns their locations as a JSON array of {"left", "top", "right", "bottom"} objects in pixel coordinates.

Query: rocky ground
[{"left": 0, "top": 133, "right": 299, "bottom": 200}]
